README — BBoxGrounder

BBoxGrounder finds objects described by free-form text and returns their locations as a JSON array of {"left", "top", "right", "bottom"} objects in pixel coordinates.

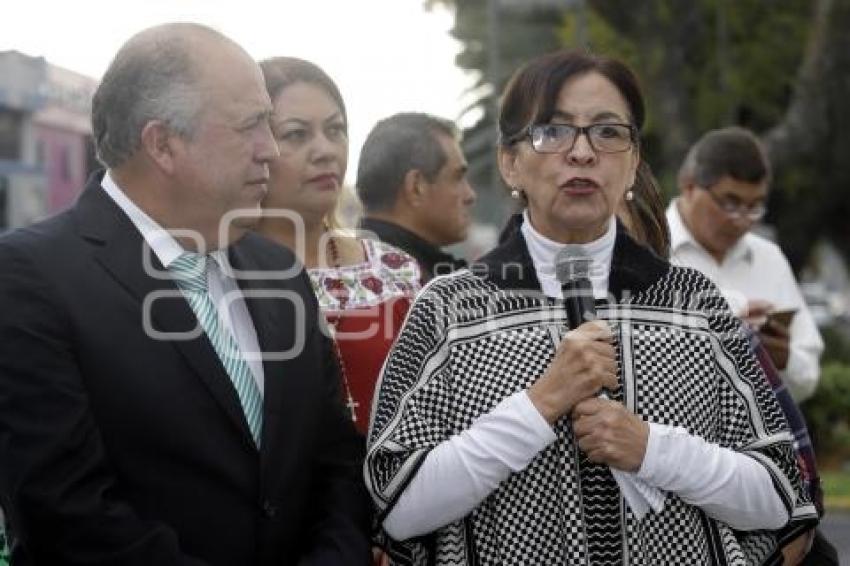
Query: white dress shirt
[
  {"left": 383, "top": 214, "right": 787, "bottom": 540},
  {"left": 666, "top": 200, "right": 823, "bottom": 402},
  {"left": 101, "top": 172, "right": 265, "bottom": 394}
]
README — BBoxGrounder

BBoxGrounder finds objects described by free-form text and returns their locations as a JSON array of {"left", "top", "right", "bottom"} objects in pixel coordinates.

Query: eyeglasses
[
  {"left": 522, "top": 123, "right": 637, "bottom": 154},
  {"left": 701, "top": 187, "right": 767, "bottom": 221}
]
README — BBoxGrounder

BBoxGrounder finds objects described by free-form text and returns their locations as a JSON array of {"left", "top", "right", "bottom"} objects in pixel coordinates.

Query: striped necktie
[{"left": 169, "top": 252, "right": 263, "bottom": 448}]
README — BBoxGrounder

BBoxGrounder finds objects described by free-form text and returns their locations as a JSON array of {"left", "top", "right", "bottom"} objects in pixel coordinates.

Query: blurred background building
[{"left": 0, "top": 50, "right": 98, "bottom": 233}]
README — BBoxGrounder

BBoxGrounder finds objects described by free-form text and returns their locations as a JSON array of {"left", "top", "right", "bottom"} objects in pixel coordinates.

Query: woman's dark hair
[
  {"left": 620, "top": 161, "right": 671, "bottom": 258},
  {"left": 259, "top": 57, "right": 347, "bottom": 124},
  {"left": 498, "top": 50, "right": 667, "bottom": 255},
  {"left": 498, "top": 50, "right": 645, "bottom": 146}
]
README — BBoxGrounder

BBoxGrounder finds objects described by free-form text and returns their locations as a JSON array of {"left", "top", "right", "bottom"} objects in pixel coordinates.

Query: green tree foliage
[
  {"left": 802, "top": 362, "right": 850, "bottom": 463},
  {"left": 0, "top": 527, "right": 7, "bottom": 566},
  {"left": 764, "top": 0, "right": 850, "bottom": 270},
  {"left": 581, "top": 1, "right": 809, "bottom": 186},
  {"left": 429, "top": 0, "right": 850, "bottom": 270},
  {"left": 428, "top": 0, "right": 567, "bottom": 224}
]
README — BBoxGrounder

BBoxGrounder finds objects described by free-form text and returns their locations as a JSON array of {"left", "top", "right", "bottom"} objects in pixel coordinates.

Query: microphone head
[{"left": 555, "top": 245, "right": 591, "bottom": 284}]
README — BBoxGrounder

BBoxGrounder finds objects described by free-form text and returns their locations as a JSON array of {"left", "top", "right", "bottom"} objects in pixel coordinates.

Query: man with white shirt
[
  {"left": 668, "top": 126, "right": 824, "bottom": 402},
  {"left": 0, "top": 23, "right": 370, "bottom": 565}
]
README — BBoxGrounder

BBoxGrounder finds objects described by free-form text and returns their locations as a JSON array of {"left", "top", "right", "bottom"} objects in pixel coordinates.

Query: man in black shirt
[{"left": 356, "top": 113, "right": 476, "bottom": 281}]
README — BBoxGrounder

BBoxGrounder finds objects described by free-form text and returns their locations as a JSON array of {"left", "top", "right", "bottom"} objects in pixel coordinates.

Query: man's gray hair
[
  {"left": 91, "top": 23, "right": 226, "bottom": 168},
  {"left": 356, "top": 112, "right": 458, "bottom": 212}
]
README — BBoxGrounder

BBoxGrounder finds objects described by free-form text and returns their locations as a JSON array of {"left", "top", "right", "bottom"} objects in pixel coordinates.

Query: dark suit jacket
[{"left": 0, "top": 173, "right": 371, "bottom": 565}]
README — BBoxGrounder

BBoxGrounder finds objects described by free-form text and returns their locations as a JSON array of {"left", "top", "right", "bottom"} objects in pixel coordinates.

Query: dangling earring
[
  {"left": 511, "top": 187, "right": 522, "bottom": 200},
  {"left": 625, "top": 189, "right": 635, "bottom": 201}
]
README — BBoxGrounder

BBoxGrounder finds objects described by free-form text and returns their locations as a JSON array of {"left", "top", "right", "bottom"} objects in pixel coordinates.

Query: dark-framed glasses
[
  {"left": 525, "top": 123, "right": 636, "bottom": 154},
  {"left": 702, "top": 188, "right": 767, "bottom": 221}
]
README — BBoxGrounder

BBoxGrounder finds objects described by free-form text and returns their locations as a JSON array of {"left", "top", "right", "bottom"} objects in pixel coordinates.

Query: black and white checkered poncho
[{"left": 365, "top": 221, "right": 817, "bottom": 566}]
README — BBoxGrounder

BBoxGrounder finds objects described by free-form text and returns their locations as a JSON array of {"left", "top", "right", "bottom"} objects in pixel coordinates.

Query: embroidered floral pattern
[
  {"left": 323, "top": 277, "right": 350, "bottom": 309},
  {"left": 380, "top": 251, "right": 409, "bottom": 270},
  {"left": 361, "top": 275, "right": 384, "bottom": 296},
  {"left": 309, "top": 239, "right": 421, "bottom": 311}
]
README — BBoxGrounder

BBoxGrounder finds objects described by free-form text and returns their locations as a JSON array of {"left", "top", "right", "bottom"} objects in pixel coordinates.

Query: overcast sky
[{"left": 0, "top": 0, "right": 477, "bottom": 183}]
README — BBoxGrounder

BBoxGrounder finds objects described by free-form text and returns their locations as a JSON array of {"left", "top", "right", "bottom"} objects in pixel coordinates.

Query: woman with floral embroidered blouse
[{"left": 256, "top": 57, "right": 420, "bottom": 435}]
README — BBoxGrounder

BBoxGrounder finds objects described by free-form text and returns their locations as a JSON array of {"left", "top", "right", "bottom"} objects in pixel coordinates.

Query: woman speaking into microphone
[{"left": 364, "top": 50, "right": 815, "bottom": 565}]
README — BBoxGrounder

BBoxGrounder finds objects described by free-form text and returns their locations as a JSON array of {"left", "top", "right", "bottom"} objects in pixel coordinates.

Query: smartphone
[{"left": 766, "top": 308, "right": 797, "bottom": 328}]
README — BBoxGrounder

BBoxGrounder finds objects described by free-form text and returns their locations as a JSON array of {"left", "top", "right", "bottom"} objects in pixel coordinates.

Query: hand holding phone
[
  {"left": 740, "top": 299, "right": 773, "bottom": 329},
  {"left": 759, "top": 309, "right": 795, "bottom": 370},
  {"left": 765, "top": 308, "right": 797, "bottom": 330}
]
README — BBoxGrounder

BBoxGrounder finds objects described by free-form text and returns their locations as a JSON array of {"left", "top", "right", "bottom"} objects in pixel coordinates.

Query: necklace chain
[{"left": 325, "top": 233, "right": 359, "bottom": 423}]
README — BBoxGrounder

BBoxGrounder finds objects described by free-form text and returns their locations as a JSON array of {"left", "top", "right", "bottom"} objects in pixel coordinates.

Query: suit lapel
[
  {"left": 229, "top": 237, "right": 323, "bottom": 482},
  {"left": 227, "top": 240, "right": 295, "bottom": 444},
  {"left": 228, "top": 241, "right": 288, "bottom": 387},
  {"left": 228, "top": 243, "right": 286, "bottom": 467},
  {"left": 73, "top": 177, "right": 255, "bottom": 446}
]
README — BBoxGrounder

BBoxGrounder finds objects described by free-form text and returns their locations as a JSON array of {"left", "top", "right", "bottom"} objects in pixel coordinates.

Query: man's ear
[
  {"left": 400, "top": 169, "right": 427, "bottom": 208},
  {"left": 676, "top": 176, "right": 701, "bottom": 224},
  {"left": 679, "top": 175, "right": 698, "bottom": 202},
  {"left": 140, "top": 120, "right": 178, "bottom": 174}
]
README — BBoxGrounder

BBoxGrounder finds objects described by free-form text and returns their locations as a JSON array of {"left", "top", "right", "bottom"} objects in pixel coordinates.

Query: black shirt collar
[{"left": 359, "top": 217, "right": 467, "bottom": 280}]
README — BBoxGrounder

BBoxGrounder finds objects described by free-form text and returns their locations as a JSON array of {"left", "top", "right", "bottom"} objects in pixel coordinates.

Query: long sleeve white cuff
[
  {"left": 783, "top": 342, "right": 821, "bottom": 402},
  {"left": 383, "top": 398, "right": 788, "bottom": 540},
  {"left": 636, "top": 423, "right": 789, "bottom": 530},
  {"left": 382, "top": 391, "right": 556, "bottom": 541}
]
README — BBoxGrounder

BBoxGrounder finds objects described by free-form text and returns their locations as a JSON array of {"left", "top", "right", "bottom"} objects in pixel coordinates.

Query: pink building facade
[
  {"left": 0, "top": 51, "right": 97, "bottom": 230},
  {"left": 34, "top": 114, "right": 94, "bottom": 213}
]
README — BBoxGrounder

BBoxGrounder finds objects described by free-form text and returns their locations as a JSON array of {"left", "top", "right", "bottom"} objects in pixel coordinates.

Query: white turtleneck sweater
[
  {"left": 521, "top": 210, "right": 615, "bottom": 301},
  {"left": 382, "top": 214, "right": 788, "bottom": 541}
]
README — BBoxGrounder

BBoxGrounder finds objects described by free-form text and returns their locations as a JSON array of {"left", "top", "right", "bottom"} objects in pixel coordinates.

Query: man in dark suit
[{"left": 0, "top": 23, "right": 371, "bottom": 565}]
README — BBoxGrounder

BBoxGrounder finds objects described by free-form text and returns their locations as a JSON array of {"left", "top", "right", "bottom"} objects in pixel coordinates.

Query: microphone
[
  {"left": 555, "top": 246, "right": 595, "bottom": 330},
  {"left": 555, "top": 246, "right": 604, "bottom": 396},
  {"left": 555, "top": 245, "right": 666, "bottom": 519}
]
